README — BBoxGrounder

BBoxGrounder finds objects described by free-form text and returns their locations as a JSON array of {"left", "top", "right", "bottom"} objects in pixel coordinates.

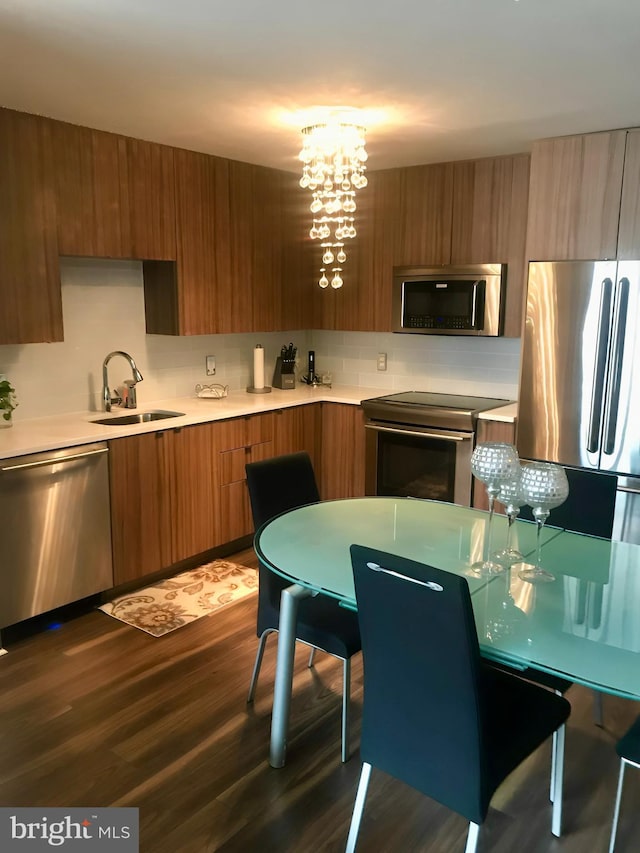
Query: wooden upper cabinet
[
  {"left": 0, "top": 108, "right": 63, "bottom": 344},
  {"left": 526, "top": 130, "right": 627, "bottom": 261},
  {"left": 171, "top": 149, "right": 231, "bottom": 335},
  {"left": 320, "top": 168, "right": 400, "bottom": 332},
  {"left": 126, "top": 138, "right": 176, "bottom": 260},
  {"left": 451, "top": 153, "right": 530, "bottom": 337},
  {"left": 618, "top": 130, "right": 640, "bottom": 259},
  {"left": 281, "top": 170, "right": 320, "bottom": 331},
  {"left": 251, "top": 165, "right": 283, "bottom": 332},
  {"left": 394, "top": 162, "right": 454, "bottom": 266},
  {"left": 52, "top": 121, "right": 131, "bottom": 258}
]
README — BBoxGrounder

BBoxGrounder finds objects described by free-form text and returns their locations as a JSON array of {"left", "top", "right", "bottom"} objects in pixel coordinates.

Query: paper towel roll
[{"left": 253, "top": 344, "right": 265, "bottom": 390}]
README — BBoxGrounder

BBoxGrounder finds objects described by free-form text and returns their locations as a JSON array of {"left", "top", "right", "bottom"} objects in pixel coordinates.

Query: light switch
[
  {"left": 377, "top": 353, "right": 387, "bottom": 371},
  {"left": 206, "top": 355, "right": 216, "bottom": 376}
]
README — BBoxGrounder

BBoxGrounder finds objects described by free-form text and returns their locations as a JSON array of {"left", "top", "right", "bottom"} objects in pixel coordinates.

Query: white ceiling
[{"left": 2, "top": 0, "right": 640, "bottom": 173}]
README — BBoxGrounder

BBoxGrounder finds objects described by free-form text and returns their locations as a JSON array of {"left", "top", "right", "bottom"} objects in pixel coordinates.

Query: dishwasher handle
[{"left": 0, "top": 446, "right": 108, "bottom": 473}]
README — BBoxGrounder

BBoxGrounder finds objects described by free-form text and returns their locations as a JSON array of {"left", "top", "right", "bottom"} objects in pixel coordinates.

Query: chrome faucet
[{"left": 102, "top": 351, "right": 144, "bottom": 411}]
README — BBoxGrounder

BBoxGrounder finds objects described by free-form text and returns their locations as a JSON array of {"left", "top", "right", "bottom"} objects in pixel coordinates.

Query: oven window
[{"left": 377, "top": 431, "right": 458, "bottom": 501}]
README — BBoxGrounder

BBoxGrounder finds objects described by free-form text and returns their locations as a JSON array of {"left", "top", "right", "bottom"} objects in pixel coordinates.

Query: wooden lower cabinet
[
  {"left": 472, "top": 418, "right": 517, "bottom": 511},
  {"left": 214, "top": 413, "right": 274, "bottom": 543},
  {"left": 108, "top": 404, "right": 338, "bottom": 584},
  {"left": 319, "top": 403, "right": 366, "bottom": 500},
  {"left": 109, "top": 423, "right": 217, "bottom": 585},
  {"left": 215, "top": 405, "right": 320, "bottom": 541}
]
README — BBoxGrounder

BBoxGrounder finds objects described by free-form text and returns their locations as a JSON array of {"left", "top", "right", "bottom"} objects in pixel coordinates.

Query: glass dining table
[{"left": 255, "top": 496, "right": 568, "bottom": 768}]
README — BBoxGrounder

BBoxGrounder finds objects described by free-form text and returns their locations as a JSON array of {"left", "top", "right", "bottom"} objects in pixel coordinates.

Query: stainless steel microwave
[{"left": 392, "top": 264, "right": 506, "bottom": 336}]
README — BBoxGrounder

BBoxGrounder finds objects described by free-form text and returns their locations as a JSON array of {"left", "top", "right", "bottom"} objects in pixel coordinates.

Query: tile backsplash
[{"left": 0, "top": 258, "right": 521, "bottom": 419}]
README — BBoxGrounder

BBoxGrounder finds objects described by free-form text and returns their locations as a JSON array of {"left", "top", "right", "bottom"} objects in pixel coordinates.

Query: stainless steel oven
[{"left": 362, "top": 392, "right": 510, "bottom": 506}]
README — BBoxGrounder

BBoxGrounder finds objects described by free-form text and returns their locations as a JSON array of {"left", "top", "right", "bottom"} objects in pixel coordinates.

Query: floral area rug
[{"left": 98, "top": 559, "right": 258, "bottom": 637}]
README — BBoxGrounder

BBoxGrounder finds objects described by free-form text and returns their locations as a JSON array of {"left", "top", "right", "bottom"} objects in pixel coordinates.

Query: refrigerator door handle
[
  {"left": 587, "top": 277, "right": 614, "bottom": 453},
  {"left": 603, "top": 277, "right": 630, "bottom": 455}
]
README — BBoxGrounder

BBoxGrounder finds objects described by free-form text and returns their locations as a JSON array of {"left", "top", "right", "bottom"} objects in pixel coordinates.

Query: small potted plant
[{"left": 0, "top": 376, "right": 18, "bottom": 428}]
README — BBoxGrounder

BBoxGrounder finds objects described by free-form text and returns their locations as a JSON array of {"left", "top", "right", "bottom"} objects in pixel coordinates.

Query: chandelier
[{"left": 299, "top": 119, "right": 368, "bottom": 289}]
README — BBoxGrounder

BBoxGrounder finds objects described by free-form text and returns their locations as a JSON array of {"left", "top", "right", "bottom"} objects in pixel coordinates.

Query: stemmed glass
[
  {"left": 469, "top": 442, "right": 521, "bottom": 576},
  {"left": 492, "top": 472, "right": 526, "bottom": 566},
  {"left": 517, "top": 462, "right": 569, "bottom": 584}
]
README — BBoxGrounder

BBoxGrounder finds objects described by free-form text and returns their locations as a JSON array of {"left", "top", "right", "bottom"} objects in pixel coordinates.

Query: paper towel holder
[{"left": 247, "top": 342, "right": 272, "bottom": 394}]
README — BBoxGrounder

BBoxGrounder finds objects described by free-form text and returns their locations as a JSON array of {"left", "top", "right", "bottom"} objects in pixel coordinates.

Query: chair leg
[
  {"left": 550, "top": 687, "right": 562, "bottom": 802},
  {"left": 308, "top": 647, "right": 316, "bottom": 668},
  {"left": 341, "top": 657, "right": 351, "bottom": 763},
  {"left": 345, "top": 762, "right": 372, "bottom": 853},
  {"left": 247, "top": 630, "right": 273, "bottom": 704},
  {"left": 464, "top": 823, "right": 480, "bottom": 853},
  {"left": 550, "top": 730, "right": 557, "bottom": 802},
  {"left": 609, "top": 759, "right": 627, "bottom": 853},
  {"left": 551, "top": 723, "right": 566, "bottom": 837},
  {"left": 593, "top": 690, "right": 604, "bottom": 726}
]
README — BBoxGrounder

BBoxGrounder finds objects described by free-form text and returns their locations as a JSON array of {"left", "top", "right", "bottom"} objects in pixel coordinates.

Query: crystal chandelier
[{"left": 299, "top": 119, "right": 368, "bottom": 289}]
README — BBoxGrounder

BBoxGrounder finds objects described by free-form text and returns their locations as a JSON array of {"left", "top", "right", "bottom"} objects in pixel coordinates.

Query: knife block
[{"left": 272, "top": 357, "right": 296, "bottom": 390}]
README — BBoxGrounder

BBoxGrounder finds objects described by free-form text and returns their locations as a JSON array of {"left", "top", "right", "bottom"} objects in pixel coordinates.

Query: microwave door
[{"left": 599, "top": 261, "right": 640, "bottom": 477}]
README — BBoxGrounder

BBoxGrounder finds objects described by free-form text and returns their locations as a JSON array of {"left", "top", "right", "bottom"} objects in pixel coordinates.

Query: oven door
[{"left": 365, "top": 422, "right": 474, "bottom": 506}]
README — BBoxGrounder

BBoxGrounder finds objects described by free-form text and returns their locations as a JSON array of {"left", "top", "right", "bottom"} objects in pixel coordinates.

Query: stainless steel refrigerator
[{"left": 518, "top": 260, "right": 640, "bottom": 544}]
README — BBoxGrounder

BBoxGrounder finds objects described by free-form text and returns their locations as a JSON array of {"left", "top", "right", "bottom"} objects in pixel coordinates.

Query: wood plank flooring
[{"left": 0, "top": 545, "right": 639, "bottom": 852}]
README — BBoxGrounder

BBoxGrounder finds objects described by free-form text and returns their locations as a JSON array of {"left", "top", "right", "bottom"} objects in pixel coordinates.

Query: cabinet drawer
[{"left": 220, "top": 439, "right": 274, "bottom": 485}]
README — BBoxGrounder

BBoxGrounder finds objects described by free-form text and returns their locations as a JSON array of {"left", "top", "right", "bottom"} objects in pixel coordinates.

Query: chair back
[
  {"left": 246, "top": 452, "right": 321, "bottom": 620},
  {"left": 519, "top": 466, "right": 617, "bottom": 538},
  {"left": 350, "top": 544, "right": 491, "bottom": 824}
]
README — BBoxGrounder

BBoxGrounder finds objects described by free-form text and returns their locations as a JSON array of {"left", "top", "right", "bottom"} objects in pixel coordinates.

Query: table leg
[{"left": 270, "top": 583, "right": 312, "bottom": 768}]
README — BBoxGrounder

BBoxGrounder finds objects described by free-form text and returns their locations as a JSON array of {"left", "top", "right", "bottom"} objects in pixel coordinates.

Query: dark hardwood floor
[{"left": 0, "top": 545, "right": 639, "bottom": 852}]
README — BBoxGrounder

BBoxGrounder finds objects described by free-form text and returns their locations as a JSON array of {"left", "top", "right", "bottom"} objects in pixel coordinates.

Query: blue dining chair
[
  {"left": 609, "top": 714, "right": 640, "bottom": 852},
  {"left": 346, "top": 544, "right": 571, "bottom": 852},
  {"left": 513, "top": 467, "right": 618, "bottom": 713},
  {"left": 245, "top": 451, "right": 361, "bottom": 763}
]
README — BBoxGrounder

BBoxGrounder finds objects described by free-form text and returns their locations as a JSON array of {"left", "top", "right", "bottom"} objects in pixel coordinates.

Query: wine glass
[
  {"left": 517, "top": 462, "right": 569, "bottom": 584},
  {"left": 469, "top": 442, "right": 521, "bottom": 576},
  {"left": 492, "top": 471, "right": 526, "bottom": 566}
]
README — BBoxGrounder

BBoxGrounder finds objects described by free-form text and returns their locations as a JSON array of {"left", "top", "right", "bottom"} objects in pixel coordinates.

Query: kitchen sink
[{"left": 91, "top": 410, "right": 185, "bottom": 426}]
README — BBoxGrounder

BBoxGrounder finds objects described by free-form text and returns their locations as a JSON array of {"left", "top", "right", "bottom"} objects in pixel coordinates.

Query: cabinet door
[
  {"left": 273, "top": 404, "right": 321, "bottom": 465},
  {"left": 280, "top": 170, "right": 319, "bottom": 331},
  {"left": 52, "top": 120, "right": 131, "bottom": 258},
  {"left": 169, "top": 424, "right": 218, "bottom": 563},
  {"left": 472, "top": 419, "right": 516, "bottom": 511},
  {"left": 618, "top": 130, "right": 640, "bottom": 260},
  {"left": 0, "top": 108, "right": 62, "bottom": 344},
  {"left": 526, "top": 130, "right": 627, "bottom": 261},
  {"left": 126, "top": 138, "right": 176, "bottom": 260},
  {"left": 109, "top": 432, "right": 173, "bottom": 585},
  {"left": 451, "top": 154, "right": 530, "bottom": 337},
  {"left": 395, "top": 163, "right": 454, "bottom": 267},
  {"left": 321, "top": 168, "right": 401, "bottom": 332},
  {"left": 319, "top": 404, "right": 366, "bottom": 500},
  {"left": 252, "top": 165, "right": 283, "bottom": 332},
  {"left": 172, "top": 149, "right": 231, "bottom": 334}
]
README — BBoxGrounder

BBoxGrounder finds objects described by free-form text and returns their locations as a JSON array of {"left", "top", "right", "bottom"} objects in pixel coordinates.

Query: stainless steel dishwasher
[{"left": 0, "top": 442, "right": 114, "bottom": 629}]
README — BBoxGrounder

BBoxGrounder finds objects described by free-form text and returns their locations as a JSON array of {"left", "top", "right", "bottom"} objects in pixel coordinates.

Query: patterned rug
[{"left": 99, "top": 559, "right": 258, "bottom": 637}]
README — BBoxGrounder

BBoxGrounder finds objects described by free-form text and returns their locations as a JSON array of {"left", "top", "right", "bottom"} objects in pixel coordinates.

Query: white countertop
[
  {"left": 478, "top": 401, "right": 518, "bottom": 423},
  {"left": 0, "top": 386, "right": 517, "bottom": 460}
]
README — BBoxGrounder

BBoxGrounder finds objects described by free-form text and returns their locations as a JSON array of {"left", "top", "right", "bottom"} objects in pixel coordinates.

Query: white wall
[{"left": 0, "top": 258, "right": 521, "bottom": 420}]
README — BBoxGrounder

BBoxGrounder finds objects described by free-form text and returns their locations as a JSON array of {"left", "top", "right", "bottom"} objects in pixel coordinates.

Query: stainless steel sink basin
[{"left": 91, "top": 410, "right": 185, "bottom": 426}]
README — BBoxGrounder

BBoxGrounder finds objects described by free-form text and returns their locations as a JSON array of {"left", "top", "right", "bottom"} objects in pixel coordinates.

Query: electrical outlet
[
  {"left": 377, "top": 352, "right": 387, "bottom": 371},
  {"left": 206, "top": 355, "right": 216, "bottom": 376}
]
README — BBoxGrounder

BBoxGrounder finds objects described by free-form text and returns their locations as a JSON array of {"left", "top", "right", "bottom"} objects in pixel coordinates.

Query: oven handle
[{"left": 365, "top": 423, "right": 473, "bottom": 443}]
